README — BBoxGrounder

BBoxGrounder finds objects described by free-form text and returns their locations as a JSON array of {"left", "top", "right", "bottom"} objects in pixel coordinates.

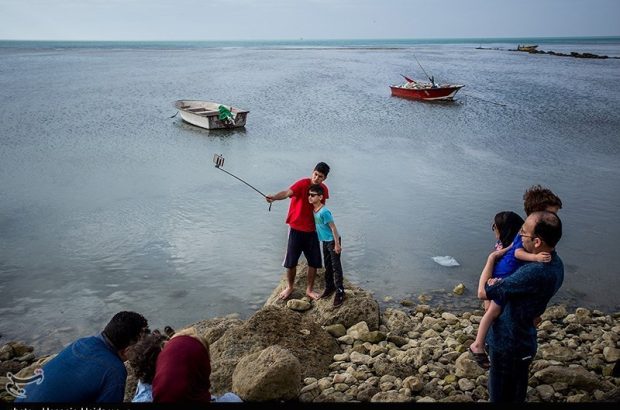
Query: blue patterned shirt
[{"left": 485, "top": 251, "right": 564, "bottom": 358}]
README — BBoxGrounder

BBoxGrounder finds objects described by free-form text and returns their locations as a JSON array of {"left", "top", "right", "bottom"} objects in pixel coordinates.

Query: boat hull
[
  {"left": 390, "top": 85, "right": 464, "bottom": 101},
  {"left": 174, "top": 100, "right": 249, "bottom": 130}
]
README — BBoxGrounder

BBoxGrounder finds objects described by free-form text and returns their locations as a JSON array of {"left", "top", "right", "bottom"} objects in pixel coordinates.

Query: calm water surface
[{"left": 1, "top": 39, "right": 619, "bottom": 354}]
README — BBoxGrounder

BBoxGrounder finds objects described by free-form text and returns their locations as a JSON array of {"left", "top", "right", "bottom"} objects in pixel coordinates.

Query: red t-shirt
[{"left": 286, "top": 178, "right": 329, "bottom": 232}]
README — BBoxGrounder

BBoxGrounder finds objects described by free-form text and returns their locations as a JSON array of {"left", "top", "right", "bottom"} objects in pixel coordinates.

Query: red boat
[{"left": 390, "top": 75, "right": 464, "bottom": 101}]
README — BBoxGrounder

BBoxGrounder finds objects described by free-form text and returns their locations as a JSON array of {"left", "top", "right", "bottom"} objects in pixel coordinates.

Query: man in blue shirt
[
  {"left": 480, "top": 211, "right": 564, "bottom": 402},
  {"left": 16, "top": 311, "right": 148, "bottom": 403}
]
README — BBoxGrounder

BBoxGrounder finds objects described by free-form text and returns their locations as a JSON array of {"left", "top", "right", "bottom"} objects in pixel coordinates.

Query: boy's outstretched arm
[
  {"left": 515, "top": 247, "right": 551, "bottom": 263},
  {"left": 266, "top": 188, "right": 293, "bottom": 203}
]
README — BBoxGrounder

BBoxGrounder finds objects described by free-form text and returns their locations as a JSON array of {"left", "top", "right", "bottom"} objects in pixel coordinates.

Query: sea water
[{"left": 1, "top": 38, "right": 619, "bottom": 354}]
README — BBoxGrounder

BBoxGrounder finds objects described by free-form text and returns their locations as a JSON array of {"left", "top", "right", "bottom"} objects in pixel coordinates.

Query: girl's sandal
[{"left": 468, "top": 346, "right": 490, "bottom": 369}]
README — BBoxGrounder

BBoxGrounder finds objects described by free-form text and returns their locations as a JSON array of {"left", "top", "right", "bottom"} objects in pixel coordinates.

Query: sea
[{"left": 1, "top": 37, "right": 619, "bottom": 355}]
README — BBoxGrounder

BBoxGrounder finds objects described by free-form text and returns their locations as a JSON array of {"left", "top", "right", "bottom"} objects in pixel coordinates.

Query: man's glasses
[
  {"left": 308, "top": 193, "right": 319, "bottom": 197},
  {"left": 519, "top": 228, "right": 536, "bottom": 240}
]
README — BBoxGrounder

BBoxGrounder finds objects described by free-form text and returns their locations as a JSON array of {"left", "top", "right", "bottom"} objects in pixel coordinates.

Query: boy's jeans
[{"left": 323, "top": 239, "right": 343, "bottom": 292}]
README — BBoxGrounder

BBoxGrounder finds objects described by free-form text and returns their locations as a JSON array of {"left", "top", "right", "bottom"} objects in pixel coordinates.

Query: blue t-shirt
[
  {"left": 313, "top": 206, "right": 335, "bottom": 242},
  {"left": 493, "top": 234, "right": 524, "bottom": 279},
  {"left": 16, "top": 334, "right": 127, "bottom": 403}
]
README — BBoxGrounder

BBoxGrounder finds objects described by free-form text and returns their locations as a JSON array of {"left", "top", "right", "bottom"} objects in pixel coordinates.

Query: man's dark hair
[
  {"left": 523, "top": 184, "right": 562, "bottom": 215},
  {"left": 103, "top": 311, "right": 148, "bottom": 350},
  {"left": 314, "top": 162, "right": 330, "bottom": 177},
  {"left": 309, "top": 184, "right": 324, "bottom": 196},
  {"left": 127, "top": 333, "right": 166, "bottom": 384},
  {"left": 533, "top": 211, "right": 562, "bottom": 248}
]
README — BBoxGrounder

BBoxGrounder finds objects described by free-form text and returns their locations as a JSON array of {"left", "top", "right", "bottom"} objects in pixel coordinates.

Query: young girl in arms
[{"left": 469, "top": 211, "right": 543, "bottom": 368}]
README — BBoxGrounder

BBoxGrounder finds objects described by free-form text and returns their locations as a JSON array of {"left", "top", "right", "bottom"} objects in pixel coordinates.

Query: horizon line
[{"left": 2, "top": 35, "right": 620, "bottom": 43}]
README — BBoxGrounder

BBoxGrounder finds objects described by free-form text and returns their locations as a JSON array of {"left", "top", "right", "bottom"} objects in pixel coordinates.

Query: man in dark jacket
[{"left": 480, "top": 211, "right": 564, "bottom": 402}]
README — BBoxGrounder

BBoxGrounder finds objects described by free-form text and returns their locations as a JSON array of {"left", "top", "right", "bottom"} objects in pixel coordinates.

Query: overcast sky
[{"left": 1, "top": 0, "right": 619, "bottom": 41}]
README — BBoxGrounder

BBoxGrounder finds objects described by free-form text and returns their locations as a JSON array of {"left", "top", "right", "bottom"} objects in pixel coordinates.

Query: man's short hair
[
  {"left": 103, "top": 311, "right": 148, "bottom": 350},
  {"left": 523, "top": 184, "right": 562, "bottom": 215},
  {"left": 532, "top": 211, "right": 562, "bottom": 248},
  {"left": 309, "top": 184, "right": 324, "bottom": 196},
  {"left": 314, "top": 162, "right": 330, "bottom": 177}
]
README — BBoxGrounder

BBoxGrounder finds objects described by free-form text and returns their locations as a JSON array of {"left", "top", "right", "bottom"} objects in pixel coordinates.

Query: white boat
[{"left": 174, "top": 100, "right": 249, "bottom": 129}]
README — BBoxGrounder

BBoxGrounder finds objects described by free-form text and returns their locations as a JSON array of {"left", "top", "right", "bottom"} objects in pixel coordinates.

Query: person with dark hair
[
  {"left": 308, "top": 184, "right": 345, "bottom": 307},
  {"left": 128, "top": 333, "right": 167, "bottom": 402},
  {"left": 513, "top": 184, "right": 562, "bottom": 263},
  {"left": 479, "top": 211, "right": 564, "bottom": 402},
  {"left": 16, "top": 311, "right": 148, "bottom": 403},
  {"left": 492, "top": 211, "right": 524, "bottom": 252},
  {"left": 469, "top": 186, "right": 563, "bottom": 368},
  {"left": 266, "top": 162, "right": 331, "bottom": 300},
  {"left": 523, "top": 184, "right": 562, "bottom": 216},
  {"left": 469, "top": 211, "right": 524, "bottom": 368}
]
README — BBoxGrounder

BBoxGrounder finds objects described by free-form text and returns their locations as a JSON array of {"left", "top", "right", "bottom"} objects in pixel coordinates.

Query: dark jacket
[
  {"left": 485, "top": 252, "right": 564, "bottom": 358},
  {"left": 16, "top": 333, "right": 126, "bottom": 402}
]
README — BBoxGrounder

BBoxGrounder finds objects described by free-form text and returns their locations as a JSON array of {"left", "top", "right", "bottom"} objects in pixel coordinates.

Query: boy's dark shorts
[{"left": 283, "top": 228, "right": 322, "bottom": 269}]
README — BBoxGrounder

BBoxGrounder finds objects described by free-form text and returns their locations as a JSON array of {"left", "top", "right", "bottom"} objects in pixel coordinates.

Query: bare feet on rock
[
  {"left": 306, "top": 290, "right": 320, "bottom": 300},
  {"left": 278, "top": 287, "right": 294, "bottom": 300}
]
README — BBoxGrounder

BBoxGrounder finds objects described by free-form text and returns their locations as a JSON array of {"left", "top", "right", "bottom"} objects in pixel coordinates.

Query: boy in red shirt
[{"left": 267, "top": 162, "right": 330, "bottom": 300}]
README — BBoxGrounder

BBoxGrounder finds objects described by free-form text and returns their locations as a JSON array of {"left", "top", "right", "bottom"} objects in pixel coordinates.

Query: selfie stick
[{"left": 213, "top": 154, "right": 272, "bottom": 212}]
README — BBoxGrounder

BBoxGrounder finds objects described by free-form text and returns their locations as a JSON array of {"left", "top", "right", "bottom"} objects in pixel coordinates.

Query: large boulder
[
  {"left": 265, "top": 262, "right": 381, "bottom": 330},
  {"left": 208, "top": 304, "right": 341, "bottom": 396},
  {"left": 232, "top": 345, "right": 301, "bottom": 401},
  {"left": 533, "top": 365, "right": 602, "bottom": 391},
  {"left": 189, "top": 315, "right": 245, "bottom": 345}
]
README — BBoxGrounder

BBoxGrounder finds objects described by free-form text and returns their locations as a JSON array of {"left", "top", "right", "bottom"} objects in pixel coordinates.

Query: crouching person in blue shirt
[
  {"left": 479, "top": 211, "right": 564, "bottom": 403},
  {"left": 16, "top": 311, "right": 149, "bottom": 403}
]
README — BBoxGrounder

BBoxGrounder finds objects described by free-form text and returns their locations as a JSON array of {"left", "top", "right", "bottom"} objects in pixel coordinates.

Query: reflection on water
[{"left": 1, "top": 41, "right": 620, "bottom": 354}]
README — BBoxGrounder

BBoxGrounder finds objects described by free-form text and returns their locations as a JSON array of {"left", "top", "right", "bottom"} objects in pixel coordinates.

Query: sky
[{"left": 1, "top": 0, "right": 619, "bottom": 41}]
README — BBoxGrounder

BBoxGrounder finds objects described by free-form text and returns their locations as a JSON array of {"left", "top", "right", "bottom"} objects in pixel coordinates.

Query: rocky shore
[{"left": 1, "top": 263, "right": 619, "bottom": 403}]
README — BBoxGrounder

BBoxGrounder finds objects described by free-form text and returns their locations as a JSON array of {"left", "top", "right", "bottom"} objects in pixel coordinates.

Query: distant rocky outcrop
[
  {"left": 515, "top": 47, "right": 613, "bottom": 59},
  {"left": 476, "top": 46, "right": 619, "bottom": 59}
]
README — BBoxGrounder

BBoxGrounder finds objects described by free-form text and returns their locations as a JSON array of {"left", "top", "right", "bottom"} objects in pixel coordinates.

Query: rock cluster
[
  {"left": 297, "top": 304, "right": 620, "bottom": 403},
  {"left": 1, "top": 264, "right": 618, "bottom": 403},
  {"left": 516, "top": 48, "right": 613, "bottom": 59},
  {"left": 476, "top": 46, "right": 619, "bottom": 59}
]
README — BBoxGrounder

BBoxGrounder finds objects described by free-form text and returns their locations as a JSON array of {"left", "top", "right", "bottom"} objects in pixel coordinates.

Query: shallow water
[{"left": 1, "top": 39, "right": 619, "bottom": 354}]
